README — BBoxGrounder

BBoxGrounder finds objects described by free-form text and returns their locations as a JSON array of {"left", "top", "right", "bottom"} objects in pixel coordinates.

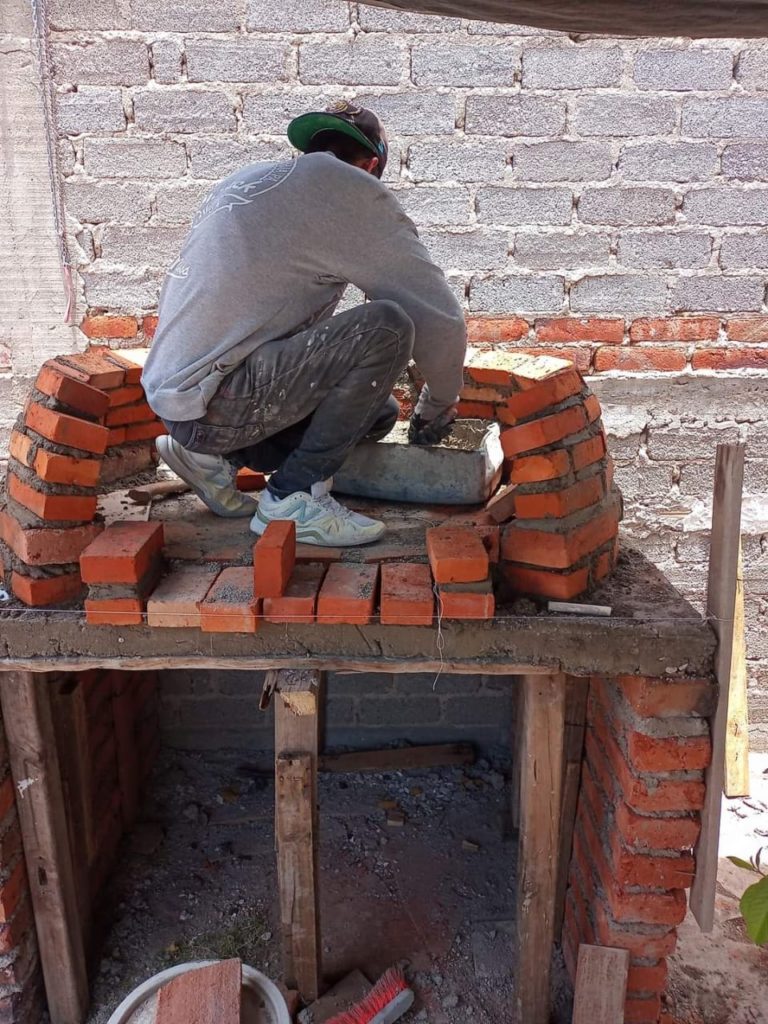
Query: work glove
[{"left": 408, "top": 405, "right": 458, "bottom": 446}]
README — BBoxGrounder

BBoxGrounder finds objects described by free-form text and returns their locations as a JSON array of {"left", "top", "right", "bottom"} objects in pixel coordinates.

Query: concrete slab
[{"left": 334, "top": 420, "right": 504, "bottom": 505}]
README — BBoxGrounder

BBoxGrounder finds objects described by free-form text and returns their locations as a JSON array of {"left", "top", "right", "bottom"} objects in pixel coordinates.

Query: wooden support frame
[
  {"left": 555, "top": 675, "right": 589, "bottom": 938},
  {"left": 0, "top": 672, "right": 89, "bottom": 1024},
  {"left": 516, "top": 672, "right": 567, "bottom": 1024},
  {"left": 724, "top": 541, "right": 750, "bottom": 798},
  {"left": 691, "top": 443, "right": 745, "bottom": 931},
  {"left": 272, "top": 669, "right": 324, "bottom": 1003}
]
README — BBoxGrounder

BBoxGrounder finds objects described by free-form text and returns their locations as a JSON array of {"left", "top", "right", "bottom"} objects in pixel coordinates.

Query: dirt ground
[{"left": 84, "top": 748, "right": 767, "bottom": 1024}]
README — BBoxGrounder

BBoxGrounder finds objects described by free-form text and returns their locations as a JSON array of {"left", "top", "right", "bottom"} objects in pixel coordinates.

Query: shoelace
[{"left": 315, "top": 492, "right": 355, "bottom": 520}]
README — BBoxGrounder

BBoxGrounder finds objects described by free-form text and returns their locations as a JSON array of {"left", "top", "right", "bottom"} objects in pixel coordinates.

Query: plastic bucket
[{"left": 106, "top": 960, "right": 291, "bottom": 1024}]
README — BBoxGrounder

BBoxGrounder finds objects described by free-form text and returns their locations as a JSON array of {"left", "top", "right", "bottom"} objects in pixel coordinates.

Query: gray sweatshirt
[{"left": 142, "top": 153, "right": 467, "bottom": 422}]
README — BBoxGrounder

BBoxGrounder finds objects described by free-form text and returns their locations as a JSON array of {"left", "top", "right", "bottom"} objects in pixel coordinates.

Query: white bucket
[{"left": 106, "top": 960, "right": 291, "bottom": 1024}]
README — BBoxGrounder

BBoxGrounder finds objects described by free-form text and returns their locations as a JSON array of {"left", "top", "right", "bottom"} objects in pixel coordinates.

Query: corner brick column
[
  {"left": 0, "top": 709, "right": 43, "bottom": 1023},
  {"left": 562, "top": 673, "right": 716, "bottom": 1024}
]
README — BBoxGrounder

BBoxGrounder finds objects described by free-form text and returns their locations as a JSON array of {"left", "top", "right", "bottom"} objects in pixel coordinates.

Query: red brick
[
  {"left": 107, "top": 427, "right": 127, "bottom": 447},
  {"left": 107, "top": 385, "right": 146, "bottom": 408},
  {"left": 81, "top": 315, "right": 138, "bottom": 340},
  {"left": 236, "top": 468, "right": 268, "bottom": 492},
  {"left": 0, "top": 779, "right": 14, "bottom": 823},
  {"left": 124, "top": 421, "right": 166, "bottom": 442},
  {"left": 485, "top": 482, "right": 517, "bottom": 524},
  {"left": 630, "top": 317, "right": 719, "bottom": 343},
  {"left": 571, "top": 432, "right": 607, "bottom": 471},
  {"left": 96, "top": 348, "right": 143, "bottom": 384},
  {"left": 316, "top": 563, "right": 379, "bottom": 625},
  {"left": 626, "top": 731, "right": 711, "bottom": 773},
  {"left": 593, "top": 542, "right": 617, "bottom": 582},
  {"left": 0, "top": 895, "right": 33, "bottom": 956},
  {"left": 616, "top": 675, "right": 716, "bottom": 718},
  {"left": 8, "top": 431, "right": 33, "bottom": 469},
  {"left": 156, "top": 958, "right": 242, "bottom": 1024},
  {"left": 146, "top": 568, "right": 217, "bottom": 628},
  {"left": 35, "top": 363, "right": 110, "bottom": 419},
  {"left": 380, "top": 562, "right": 434, "bottom": 626},
  {"left": 502, "top": 563, "right": 590, "bottom": 600},
  {"left": 80, "top": 521, "right": 164, "bottom": 585},
  {"left": 594, "top": 347, "right": 687, "bottom": 373},
  {"left": 627, "top": 960, "right": 668, "bottom": 997},
  {"left": 200, "top": 568, "right": 259, "bottom": 633},
  {"left": 609, "top": 832, "right": 695, "bottom": 890},
  {"left": 537, "top": 318, "right": 624, "bottom": 344},
  {"left": 11, "top": 569, "right": 83, "bottom": 607},
  {"left": 508, "top": 449, "right": 570, "bottom": 484},
  {"left": 513, "top": 474, "right": 604, "bottom": 520},
  {"left": 253, "top": 520, "right": 296, "bottom": 599},
  {"left": 438, "top": 577, "right": 495, "bottom": 619},
  {"left": 501, "top": 499, "right": 620, "bottom": 570},
  {"left": 426, "top": 526, "right": 489, "bottom": 584},
  {"left": 105, "top": 401, "right": 155, "bottom": 426},
  {"left": 518, "top": 345, "right": 592, "bottom": 373},
  {"left": 86, "top": 596, "right": 147, "bottom": 626},
  {"left": 0, "top": 861, "right": 27, "bottom": 925},
  {"left": 584, "top": 393, "right": 601, "bottom": 424},
  {"left": 615, "top": 801, "right": 700, "bottom": 853},
  {"left": 466, "top": 350, "right": 572, "bottom": 387},
  {"left": 33, "top": 449, "right": 101, "bottom": 488},
  {"left": 624, "top": 995, "right": 662, "bottom": 1024},
  {"left": 691, "top": 347, "right": 768, "bottom": 371},
  {"left": 501, "top": 368, "right": 583, "bottom": 422},
  {"left": 593, "top": 902, "right": 678, "bottom": 960},
  {"left": 0, "top": 511, "right": 103, "bottom": 566},
  {"left": 726, "top": 316, "right": 768, "bottom": 343},
  {"left": 7, "top": 473, "right": 97, "bottom": 523},
  {"left": 466, "top": 316, "right": 529, "bottom": 343},
  {"left": 500, "top": 405, "right": 586, "bottom": 457},
  {"left": 456, "top": 400, "right": 496, "bottom": 419},
  {"left": 142, "top": 315, "right": 159, "bottom": 339},
  {"left": 57, "top": 350, "right": 126, "bottom": 388},
  {"left": 475, "top": 523, "right": 500, "bottom": 562},
  {"left": 263, "top": 563, "right": 327, "bottom": 624},
  {"left": 24, "top": 402, "right": 109, "bottom": 455},
  {"left": 460, "top": 385, "right": 510, "bottom": 402}
]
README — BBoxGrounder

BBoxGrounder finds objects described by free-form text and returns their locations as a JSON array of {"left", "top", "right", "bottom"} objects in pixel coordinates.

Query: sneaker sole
[
  {"left": 250, "top": 508, "right": 385, "bottom": 547},
  {"left": 156, "top": 435, "right": 256, "bottom": 519}
]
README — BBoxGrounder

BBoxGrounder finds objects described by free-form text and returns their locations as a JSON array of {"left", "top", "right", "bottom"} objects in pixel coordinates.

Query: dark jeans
[{"left": 164, "top": 300, "right": 415, "bottom": 498}]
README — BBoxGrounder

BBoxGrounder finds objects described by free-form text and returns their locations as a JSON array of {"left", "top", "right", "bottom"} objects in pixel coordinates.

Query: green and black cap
[{"left": 287, "top": 100, "right": 388, "bottom": 177}]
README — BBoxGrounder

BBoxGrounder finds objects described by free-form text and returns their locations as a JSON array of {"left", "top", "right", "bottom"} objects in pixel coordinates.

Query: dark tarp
[{"left": 365, "top": 0, "right": 768, "bottom": 37}]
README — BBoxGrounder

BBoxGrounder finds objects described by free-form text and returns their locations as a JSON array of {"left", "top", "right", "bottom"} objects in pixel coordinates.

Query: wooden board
[
  {"left": 572, "top": 944, "right": 630, "bottom": 1024},
  {"left": 0, "top": 672, "right": 90, "bottom": 1024},
  {"left": 724, "top": 542, "right": 750, "bottom": 798},
  {"left": 156, "top": 958, "right": 242, "bottom": 1024},
  {"left": 555, "top": 676, "right": 590, "bottom": 934},
  {"left": 516, "top": 672, "right": 567, "bottom": 1024},
  {"left": 319, "top": 742, "right": 474, "bottom": 774},
  {"left": 691, "top": 443, "right": 745, "bottom": 932}
]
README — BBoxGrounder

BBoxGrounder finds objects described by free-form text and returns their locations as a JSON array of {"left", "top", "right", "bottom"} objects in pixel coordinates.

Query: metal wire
[{"left": 30, "top": 0, "right": 75, "bottom": 323}]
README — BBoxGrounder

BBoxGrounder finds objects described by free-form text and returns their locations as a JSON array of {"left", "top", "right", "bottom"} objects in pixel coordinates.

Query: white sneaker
[
  {"left": 156, "top": 435, "right": 257, "bottom": 518},
  {"left": 251, "top": 479, "right": 385, "bottom": 546}
]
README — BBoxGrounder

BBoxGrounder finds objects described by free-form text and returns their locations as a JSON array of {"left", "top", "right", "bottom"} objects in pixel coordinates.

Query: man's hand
[{"left": 408, "top": 404, "right": 457, "bottom": 446}]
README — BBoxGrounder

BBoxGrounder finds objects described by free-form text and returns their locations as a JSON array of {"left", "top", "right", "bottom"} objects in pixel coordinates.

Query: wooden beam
[
  {"left": 691, "top": 443, "right": 745, "bottom": 932},
  {"left": 572, "top": 944, "right": 630, "bottom": 1024},
  {"left": 555, "top": 677, "right": 589, "bottom": 936},
  {"left": 516, "top": 672, "right": 567, "bottom": 1024},
  {"left": 724, "top": 541, "right": 750, "bottom": 798},
  {"left": 273, "top": 669, "right": 323, "bottom": 1003},
  {"left": 1, "top": 672, "right": 90, "bottom": 1024},
  {"left": 319, "top": 742, "right": 474, "bottom": 774}
]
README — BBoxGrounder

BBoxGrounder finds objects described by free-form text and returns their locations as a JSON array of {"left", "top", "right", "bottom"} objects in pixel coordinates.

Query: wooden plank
[
  {"left": 724, "top": 541, "right": 750, "bottom": 798},
  {"left": 516, "top": 672, "right": 566, "bottom": 1024},
  {"left": 156, "top": 958, "right": 242, "bottom": 1024},
  {"left": 691, "top": 443, "right": 745, "bottom": 932},
  {"left": 510, "top": 681, "right": 522, "bottom": 831},
  {"left": 319, "top": 742, "right": 475, "bottom": 774},
  {"left": 0, "top": 672, "right": 90, "bottom": 1024},
  {"left": 274, "top": 669, "right": 323, "bottom": 1003},
  {"left": 572, "top": 944, "right": 630, "bottom": 1024},
  {"left": 555, "top": 675, "right": 589, "bottom": 934}
]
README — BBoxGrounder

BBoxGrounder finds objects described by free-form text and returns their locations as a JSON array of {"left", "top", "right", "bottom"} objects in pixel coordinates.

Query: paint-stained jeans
[{"left": 163, "top": 300, "right": 415, "bottom": 498}]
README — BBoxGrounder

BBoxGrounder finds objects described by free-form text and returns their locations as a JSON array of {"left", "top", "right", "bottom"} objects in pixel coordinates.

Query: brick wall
[{"left": 1, "top": 0, "right": 766, "bottom": 744}]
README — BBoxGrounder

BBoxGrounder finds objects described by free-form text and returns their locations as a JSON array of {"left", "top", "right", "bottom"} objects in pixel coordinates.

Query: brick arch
[{"left": 0, "top": 349, "right": 164, "bottom": 607}]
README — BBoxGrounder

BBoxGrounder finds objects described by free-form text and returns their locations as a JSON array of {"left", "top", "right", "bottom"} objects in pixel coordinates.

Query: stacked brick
[
  {"left": 563, "top": 674, "right": 715, "bottom": 1024},
  {"left": 80, "top": 522, "right": 165, "bottom": 625},
  {"left": 460, "top": 350, "right": 620, "bottom": 601},
  {"left": 426, "top": 525, "right": 495, "bottom": 619},
  {"left": 0, "top": 349, "right": 165, "bottom": 607}
]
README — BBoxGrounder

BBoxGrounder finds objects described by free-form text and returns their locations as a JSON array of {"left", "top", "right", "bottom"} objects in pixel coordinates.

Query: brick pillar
[
  {"left": 0, "top": 712, "right": 43, "bottom": 1024},
  {"left": 562, "top": 674, "right": 716, "bottom": 1024}
]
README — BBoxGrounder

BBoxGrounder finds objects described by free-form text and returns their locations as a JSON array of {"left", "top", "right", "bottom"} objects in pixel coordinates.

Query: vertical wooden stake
[
  {"left": 1, "top": 672, "right": 90, "bottom": 1024},
  {"left": 691, "top": 443, "right": 745, "bottom": 932},
  {"left": 273, "top": 669, "right": 323, "bottom": 1003},
  {"left": 555, "top": 676, "right": 589, "bottom": 938},
  {"left": 516, "top": 672, "right": 566, "bottom": 1024},
  {"left": 724, "top": 541, "right": 750, "bottom": 798}
]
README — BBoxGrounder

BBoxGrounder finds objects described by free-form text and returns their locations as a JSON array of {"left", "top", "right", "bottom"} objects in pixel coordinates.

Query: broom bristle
[{"left": 326, "top": 967, "right": 410, "bottom": 1024}]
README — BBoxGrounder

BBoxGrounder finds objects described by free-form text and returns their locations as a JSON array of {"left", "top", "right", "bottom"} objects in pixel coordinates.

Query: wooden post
[
  {"left": 724, "top": 541, "right": 750, "bottom": 798},
  {"left": 516, "top": 672, "right": 567, "bottom": 1024},
  {"left": 554, "top": 676, "right": 589, "bottom": 938},
  {"left": 272, "top": 669, "right": 323, "bottom": 1003},
  {"left": 1, "top": 672, "right": 90, "bottom": 1024},
  {"left": 691, "top": 443, "right": 745, "bottom": 931}
]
